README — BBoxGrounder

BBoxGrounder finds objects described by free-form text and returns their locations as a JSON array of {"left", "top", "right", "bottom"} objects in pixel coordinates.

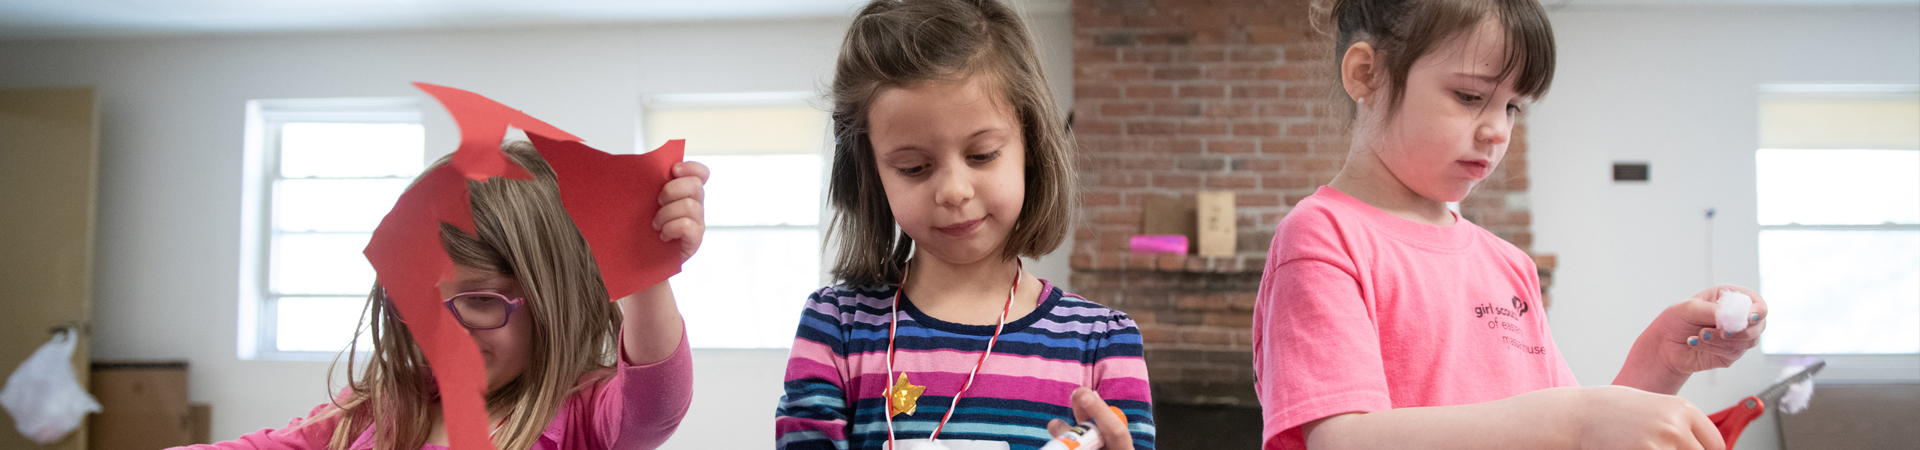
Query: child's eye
[
  {"left": 1507, "top": 103, "right": 1522, "bottom": 116},
  {"left": 1455, "top": 91, "right": 1484, "bottom": 104},
  {"left": 896, "top": 164, "right": 929, "bottom": 177},
  {"left": 967, "top": 150, "right": 1001, "bottom": 164}
]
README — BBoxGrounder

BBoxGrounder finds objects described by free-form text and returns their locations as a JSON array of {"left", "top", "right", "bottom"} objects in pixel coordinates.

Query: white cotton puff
[
  {"left": 1777, "top": 365, "right": 1815, "bottom": 414},
  {"left": 1715, "top": 290, "right": 1753, "bottom": 334}
]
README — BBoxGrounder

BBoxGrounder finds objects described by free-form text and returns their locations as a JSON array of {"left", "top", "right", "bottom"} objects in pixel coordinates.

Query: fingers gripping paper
[
  {"left": 526, "top": 133, "right": 686, "bottom": 299},
  {"left": 364, "top": 82, "right": 685, "bottom": 450}
]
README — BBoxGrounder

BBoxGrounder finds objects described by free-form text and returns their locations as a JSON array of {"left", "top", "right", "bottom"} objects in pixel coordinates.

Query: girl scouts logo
[{"left": 1473, "top": 297, "right": 1531, "bottom": 320}]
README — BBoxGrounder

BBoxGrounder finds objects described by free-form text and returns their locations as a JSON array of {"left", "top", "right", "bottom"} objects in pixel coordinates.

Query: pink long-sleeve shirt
[{"left": 180, "top": 333, "right": 692, "bottom": 450}]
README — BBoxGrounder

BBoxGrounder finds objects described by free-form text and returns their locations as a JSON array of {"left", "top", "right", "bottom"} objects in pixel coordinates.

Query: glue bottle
[{"left": 1038, "top": 406, "right": 1128, "bottom": 450}]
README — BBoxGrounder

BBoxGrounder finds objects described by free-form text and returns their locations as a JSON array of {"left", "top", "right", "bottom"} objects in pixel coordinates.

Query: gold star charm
[{"left": 885, "top": 373, "right": 926, "bottom": 417}]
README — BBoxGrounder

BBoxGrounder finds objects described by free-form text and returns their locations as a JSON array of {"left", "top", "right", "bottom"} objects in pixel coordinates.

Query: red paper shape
[
  {"left": 364, "top": 83, "right": 685, "bottom": 449},
  {"left": 527, "top": 133, "right": 686, "bottom": 299},
  {"left": 363, "top": 165, "right": 492, "bottom": 449},
  {"left": 413, "top": 82, "right": 581, "bottom": 181}
]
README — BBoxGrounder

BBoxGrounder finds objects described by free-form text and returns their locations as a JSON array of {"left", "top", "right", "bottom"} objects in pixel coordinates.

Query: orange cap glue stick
[{"left": 1038, "top": 406, "right": 1128, "bottom": 450}]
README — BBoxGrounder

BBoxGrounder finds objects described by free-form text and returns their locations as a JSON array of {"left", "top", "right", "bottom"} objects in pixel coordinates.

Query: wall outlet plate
[{"left": 1613, "top": 162, "right": 1650, "bottom": 182}]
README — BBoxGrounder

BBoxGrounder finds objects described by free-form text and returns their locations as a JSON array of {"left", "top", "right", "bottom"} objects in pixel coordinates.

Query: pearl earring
[{"left": 1358, "top": 97, "right": 1366, "bottom": 105}]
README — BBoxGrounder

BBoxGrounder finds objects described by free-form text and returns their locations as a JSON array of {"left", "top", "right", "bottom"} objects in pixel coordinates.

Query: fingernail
[
  {"left": 1750, "top": 313, "right": 1760, "bottom": 323},
  {"left": 1688, "top": 336, "right": 1700, "bottom": 346},
  {"left": 1703, "top": 331, "right": 1712, "bottom": 341}
]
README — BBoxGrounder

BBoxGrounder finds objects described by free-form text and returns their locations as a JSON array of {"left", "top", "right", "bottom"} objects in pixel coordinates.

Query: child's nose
[
  {"left": 1478, "top": 116, "right": 1512, "bottom": 146},
  {"left": 933, "top": 168, "right": 974, "bottom": 207}
]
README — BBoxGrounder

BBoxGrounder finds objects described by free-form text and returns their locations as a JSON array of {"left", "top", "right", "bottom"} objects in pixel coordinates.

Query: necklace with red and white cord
[{"left": 884, "top": 259, "right": 1022, "bottom": 449}]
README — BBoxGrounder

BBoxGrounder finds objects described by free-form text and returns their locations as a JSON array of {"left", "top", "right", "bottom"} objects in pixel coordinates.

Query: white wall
[
  {"left": 0, "top": 8, "right": 1073, "bottom": 446},
  {"left": 24, "top": 3, "right": 1911, "bottom": 449},
  {"left": 1532, "top": 6, "right": 1919, "bottom": 450}
]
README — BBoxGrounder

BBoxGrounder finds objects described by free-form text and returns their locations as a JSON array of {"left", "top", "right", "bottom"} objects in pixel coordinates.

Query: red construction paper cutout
[
  {"left": 364, "top": 83, "right": 685, "bottom": 449},
  {"left": 413, "top": 82, "right": 581, "bottom": 181},
  {"left": 526, "top": 133, "right": 686, "bottom": 300},
  {"left": 362, "top": 165, "right": 493, "bottom": 450}
]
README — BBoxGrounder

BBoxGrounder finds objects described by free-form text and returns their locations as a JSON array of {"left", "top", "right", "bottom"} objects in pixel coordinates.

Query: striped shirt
[{"left": 775, "top": 280, "right": 1155, "bottom": 450}]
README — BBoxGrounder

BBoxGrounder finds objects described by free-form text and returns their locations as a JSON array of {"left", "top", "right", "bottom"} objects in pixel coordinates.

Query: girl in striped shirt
[{"left": 773, "top": 1, "right": 1154, "bottom": 449}]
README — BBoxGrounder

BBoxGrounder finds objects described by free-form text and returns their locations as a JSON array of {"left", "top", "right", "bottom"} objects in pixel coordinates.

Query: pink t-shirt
[
  {"left": 1253, "top": 186, "right": 1577, "bottom": 450},
  {"left": 179, "top": 332, "right": 693, "bottom": 450}
]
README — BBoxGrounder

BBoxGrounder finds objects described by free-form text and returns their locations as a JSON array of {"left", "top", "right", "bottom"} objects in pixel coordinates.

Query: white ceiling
[
  {"left": 0, "top": 0, "right": 1906, "bottom": 42},
  {"left": 0, "top": 0, "right": 872, "bottom": 41}
]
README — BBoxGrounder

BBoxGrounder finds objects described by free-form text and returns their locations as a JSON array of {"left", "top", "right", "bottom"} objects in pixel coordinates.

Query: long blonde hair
[{"left": 318, "top": 141, "right": 623, "bottom": 450}]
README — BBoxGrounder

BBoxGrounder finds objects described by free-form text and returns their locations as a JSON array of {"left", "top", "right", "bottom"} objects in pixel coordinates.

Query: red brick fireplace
[{"left": 1066, "top": 0, "right": 1538, "bottom": 446}]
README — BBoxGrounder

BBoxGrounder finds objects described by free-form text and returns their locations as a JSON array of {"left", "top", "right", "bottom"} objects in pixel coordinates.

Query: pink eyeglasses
[
  {"left": 442, "top": 292, "right": 525, "bottom": 330},
  {"left": 379, "top": 289, "right": 525, "bottom": 330}
]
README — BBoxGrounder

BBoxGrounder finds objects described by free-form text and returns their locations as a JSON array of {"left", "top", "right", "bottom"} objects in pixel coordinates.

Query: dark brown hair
[
  {"left": 1319, "top": 0, "right": 1557, "bottom": 120},
  {"left": 826, "top": 0, "right": 1074, "bottom": 287}
]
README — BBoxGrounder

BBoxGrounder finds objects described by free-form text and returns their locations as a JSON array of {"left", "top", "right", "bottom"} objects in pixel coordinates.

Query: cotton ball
[
  {"left": 1715, "top": 290, "right": 1752, "bottom": 334},
  {"left": 1777, "top": 365, "right": 1815, "bottom": 414}
]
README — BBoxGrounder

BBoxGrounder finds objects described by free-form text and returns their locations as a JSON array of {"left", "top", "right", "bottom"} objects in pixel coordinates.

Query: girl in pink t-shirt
[
  {"left": 185, "top": 142, "right": 708, "bottom": 450},
  {"left": 1253, "top": 1, "right": 1769, "bottom": 449}
]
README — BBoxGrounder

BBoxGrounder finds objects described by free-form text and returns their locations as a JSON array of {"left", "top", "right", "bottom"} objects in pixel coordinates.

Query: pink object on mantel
[{"left": 1130, "top": 234, "right": 1189, "bottom": 254}]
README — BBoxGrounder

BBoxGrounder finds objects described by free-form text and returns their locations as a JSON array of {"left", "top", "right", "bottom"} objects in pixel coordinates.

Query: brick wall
[{"left": 1067, "top": 0, "right": 1536, "bottom": 414}]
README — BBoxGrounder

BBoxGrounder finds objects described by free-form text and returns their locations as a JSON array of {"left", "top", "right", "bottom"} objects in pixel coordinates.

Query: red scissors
[{"left": 1707, "top": 360, "right": 1824, "bottom": 449}]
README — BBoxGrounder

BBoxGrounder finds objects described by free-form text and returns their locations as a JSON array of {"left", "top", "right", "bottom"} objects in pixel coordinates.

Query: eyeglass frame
[
  {"left": 443, "top": 292, "right": 526, "bottom": 330},
  {"left": 378, "top": 288, "right": 526, "bottom": 331}
]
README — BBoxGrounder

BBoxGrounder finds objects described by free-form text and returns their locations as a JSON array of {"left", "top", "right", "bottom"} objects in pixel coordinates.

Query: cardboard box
[
  {"left": 1141, "top": 194, "right": 1198, "bottom": 248},
  {"left": 89, "top": 361, "right": 192, "bottom": 450},
  {"left": 1196, "top": 191, "right": 1236, "bottom": 257},
  {"left": 189, "top": 404, "right": 211, "bottom": 444}
]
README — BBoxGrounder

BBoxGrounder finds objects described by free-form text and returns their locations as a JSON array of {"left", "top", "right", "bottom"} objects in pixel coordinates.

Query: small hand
[
  {"left": 652, "top": 161, "right": 709, "bottom": 263},
  {"left": 1044, "top": 387, "right": 1133, "bottom": 450},
  {"left": 1651, "top": 285, "right": 1769, "bottom": 375},
  {"left": 1571, "top": 386, "right": 1726, "bottom": 450}
]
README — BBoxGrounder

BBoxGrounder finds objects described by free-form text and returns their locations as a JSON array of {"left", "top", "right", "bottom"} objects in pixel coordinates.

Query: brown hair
[
  {"left": 1317, "top": 0, "right": 1557, "bottom": 121},
  {"left": 317, "top": 141, "right": 623, "bottom": 450},
  {"left": 826, "top": 0, "right": 1074, "bottom": 287}
]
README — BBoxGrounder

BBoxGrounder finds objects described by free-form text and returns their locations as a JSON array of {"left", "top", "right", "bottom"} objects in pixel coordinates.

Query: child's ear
[{"left": 1341, "top": 41, "right": 1379, "bottom": 103}]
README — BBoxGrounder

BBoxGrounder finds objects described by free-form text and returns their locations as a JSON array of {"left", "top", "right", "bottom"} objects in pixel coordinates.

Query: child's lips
[
  {"left": 1458, "top": 160, "right": 1490, "bottom": 179},
  {"left": 936, "top": 218, "right": 983, "bottom": 236}
]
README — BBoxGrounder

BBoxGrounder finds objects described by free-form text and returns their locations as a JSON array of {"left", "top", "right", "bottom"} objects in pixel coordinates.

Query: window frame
[
  {"left": 639, "top": 91, "right": 834, "bottom": 349},
  {"left": 1753, "top": 84, "right": 1920, "bottom": 381},
  {"left": 239, "top": 97, "right": 422, "bottom": 361}
]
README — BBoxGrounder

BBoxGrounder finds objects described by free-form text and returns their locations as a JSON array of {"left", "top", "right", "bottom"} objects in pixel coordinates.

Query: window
[
  {"left": 1756, "top": 85, "right": 1920, "bottom": 355},
  {"left": 240, "top": 98, "right": 423, "bottom": 360},
  {"left": 641, "top": 92, "right": 829, "bottom": 349}
]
